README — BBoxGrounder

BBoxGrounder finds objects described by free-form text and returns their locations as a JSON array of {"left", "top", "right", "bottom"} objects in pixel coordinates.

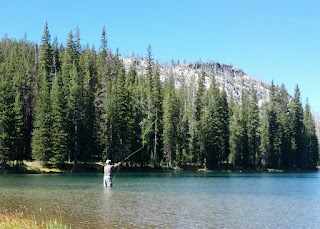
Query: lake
[{"left": 1, "top": 172, "right": 320, "bottom": 228}]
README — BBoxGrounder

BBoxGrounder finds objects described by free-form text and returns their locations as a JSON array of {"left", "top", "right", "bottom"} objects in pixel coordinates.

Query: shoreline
[{"left": 1, "top": 161, "right": 319, "bottom": 174}]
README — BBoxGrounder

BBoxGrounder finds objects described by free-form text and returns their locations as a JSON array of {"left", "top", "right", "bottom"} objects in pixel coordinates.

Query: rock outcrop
[{"left": 122, "top": 57, "right": 270, "bottom": 106}]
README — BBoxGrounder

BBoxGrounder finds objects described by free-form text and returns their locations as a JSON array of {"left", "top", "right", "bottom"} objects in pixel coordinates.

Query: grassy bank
[
  {"left": 0, "top": 210, "right": 68, "bottom": 229},
  {"left": 0, "top": 160, "right": 104, "bottom": 174}
]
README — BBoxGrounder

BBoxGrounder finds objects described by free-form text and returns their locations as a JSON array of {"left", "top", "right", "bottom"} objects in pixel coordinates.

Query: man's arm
[{"left": 114, "top": 162, "right": 122, "bottom": 168}]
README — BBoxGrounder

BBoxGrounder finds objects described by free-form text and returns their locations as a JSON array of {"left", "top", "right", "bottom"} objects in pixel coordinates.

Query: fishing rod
[
  {"left": 112, "top": 146, "right": 144, "bottom": 184},
  {"left": 121, "top": 146, "right": 144, "bottom": 163},
  {"left": 119, "top": 117, "right": 158, "bottom": 163},
  {"left": 112, "top": 118, "right": 158, "bottom": 184}
]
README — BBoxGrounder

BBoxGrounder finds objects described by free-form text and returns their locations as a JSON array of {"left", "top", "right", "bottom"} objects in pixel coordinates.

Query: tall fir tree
[
  {"left": 31, "top": 23, "right": 54, "bottom": 162},
  {"left": 163, "top": 73, "right": 180, "bottom": 168},
  {"left": 303, "top": 99, "right": 319, "bottom": 169},
  {"left": 151, "top": 65, "right": 163, "bottom": 165},
  {"left": 142, "top": 45, "right": 155, "bottom": 163},
  {"left": 191, "top": 71, "right": 206, "bottom": 164},
  {"left": 277, "top": 84, "right": 293, "bottom": 169},
  {"left": 267, "top": 82, "right": 281, "bottom": 169},
  {"left": 115, "top": 56, "right": 134, "bottom": 162},
  {"left": 68, "top": 62, "right": 83, "bottom": 167},
  {"left": 12, "top": 89, "right": 24, "bottom": 163},
  {"left": 229, "top": 101, "right": 242, "bottom": 168},
  {"left": 240, "top": 85, "right": 249, "bottom": 169},
  {"left": 176, "top": 73, "right": 191, "bottom": 167},
  {"left": 52, "top": 36, "right": 61, "bottom": 76},
  {"left": 204, "top": 74, "right": 228, "bottom": 169},
  {"left": 95, "top": 26, "right": 111, "bottom": 157},
  {"left": 247, "top": 85, "right": 260, "bottom": 169},
  {"left": 31, "top": 77, "right": 52, "bottom": 161},
  {"left": 20, "top": 38, "right": 37, "bottom": 160},
  {"left": 0, "top": 68, "right": 15, "bottom": 164},
  {"left": 39, "top": 22, "right": 53, "bottom": 87},
  {"left": 103, "top": 53, "right": 131, "bottom": 162},
  {"left": 219, "top": 88, "right": 230, "bottom": 164},
  {"left": 125, "top": 65, "right": 143, "bottom": 164},
  {"left": 142, "top": 46, "right": 163, "bottom": 166},
  {"left": 103, "top": 77, "right": 117, "bottom": 161},
  {"left": 79, "top": 47, "right": 97, "bottom": 163},
  {"left": 290, "top": 85, "right": 304, "bottom": 169},
  {"left": 50, "top": 73, "right": 68, "bottom": 166}
]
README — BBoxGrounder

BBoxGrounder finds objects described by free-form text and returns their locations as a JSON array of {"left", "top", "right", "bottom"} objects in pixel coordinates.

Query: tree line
[{"left": 0, "top": 23, "right": 319, "bottom": 170}]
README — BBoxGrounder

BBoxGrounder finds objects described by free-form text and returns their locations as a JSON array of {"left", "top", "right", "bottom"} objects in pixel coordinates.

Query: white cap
[{"left": 106, "top": 159, "right": 111, "bottom": 164}]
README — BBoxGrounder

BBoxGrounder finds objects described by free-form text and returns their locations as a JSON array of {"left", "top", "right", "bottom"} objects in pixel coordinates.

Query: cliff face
[{"left": 122, "top": 57, "right": 270, "bottom": 106}]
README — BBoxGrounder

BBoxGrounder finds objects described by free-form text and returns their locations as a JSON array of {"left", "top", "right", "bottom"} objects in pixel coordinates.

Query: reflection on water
[{"left": 1, "top": 172, "right": 320, "bottom": 228}]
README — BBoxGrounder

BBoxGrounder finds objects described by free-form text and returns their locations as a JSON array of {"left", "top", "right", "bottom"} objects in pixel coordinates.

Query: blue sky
[{"left": 1, "top": 0, "right": 320, "bottom": 112}]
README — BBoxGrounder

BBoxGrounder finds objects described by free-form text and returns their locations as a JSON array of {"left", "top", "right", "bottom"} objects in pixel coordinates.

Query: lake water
[{"left": 1, "top": 172, "right": 320, "bottom": 228}]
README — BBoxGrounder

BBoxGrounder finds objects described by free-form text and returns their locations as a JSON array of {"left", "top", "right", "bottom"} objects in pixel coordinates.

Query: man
[{"left": 103, "top": 159, "right": 121, "bottom": 187}]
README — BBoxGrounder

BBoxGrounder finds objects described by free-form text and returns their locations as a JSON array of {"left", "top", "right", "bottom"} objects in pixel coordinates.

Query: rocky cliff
[{"left": 122, "top": 57, "right": 270, "bottom": 106}]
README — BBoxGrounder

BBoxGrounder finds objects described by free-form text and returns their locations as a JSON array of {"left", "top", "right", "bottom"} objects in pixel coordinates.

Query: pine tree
[
  {"left": 68, "top": 62, "right": 83, "bottom": 167},
  {"left": 18, "top": 38, "right": 36, "bottom": 160},
  {"left": 278, "top": 85, "right": 292, "bottom": 169},
  {"left": 31, "top": 77, "right": 52, "bottom": 161},
  {"left": 267, "top": 82, "right": 281, "bottom": 169},
  {"left": 141, "top": 46, "right": 163, "bottom": 166},
  {"left": 229, "top": 101, "right": 242, "bottom": 168},
  {"left": 50, "top": 73, "right": 68, "bottom": 166},
  {"left": 39, "top": 22, "right": 53, "bottom": 87},
  {"left": 163, "top": 73, "right": 179, "bottom": 168},
  {"left": 31, "top": 24, "right": 54, "bottom": 162},
  {"left": 176, "top": 72, "right": 191, "bottom": 167},
  {"left": 191, "top": 71, "right": 206, "bottom": 164},
  {"left": 79, "top": 47, "right": 97, "bottom": 163},
  {"left": 219, "top": 88, "right": 230, "bottom": 164},
  {"left": 125, "top": 65, "right": 143, "bottom": 164},
  {"left": 99, "top": 26, "right": 108, "bottom": 54},
  {"left": 103, "top": 54, "right": 134, "bottom": 163},
  {"left": 115, "top": 57, "right": 134, "bottom": 162},
  {"left": 247, "top": 85, "right": 260, "bottom": 169},
  {"left": 59, "top": 29, "right": 84, "bottom": 167},
  {"left": 0, "top": 70, "right": 14, "bottom": 164},
  {"left": 103, "top": 79, "right": 117, "bottom": 162},
  {"left": 303, "top": 99, "right": 319, "bottom": 169},
  {"left": 142, "top": 45, "right": 155, "bottom": 163},
  {"left": 290, "top": 85, "right": 304, "bottom": 169},
  {"left": 95, "top": 27, "right": 111, "bottom": 157},
  {"left": 204, "top": 74, "right": 227, "bottom": 169},
  {"left": 12, "top": 89, "right": 24, "bottom": 162},
  {"left": 151, "top": 65, "right": 163, "bottom": 165},
  {"left": 52, "top": 36, "right": 61, "bottom": 76},
  {"left": 240, "top": 86, "right": 249, "bottom": 169}
]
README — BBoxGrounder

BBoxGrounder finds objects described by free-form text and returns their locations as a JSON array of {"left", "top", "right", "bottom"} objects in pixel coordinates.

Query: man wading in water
[{"left": 103, "top": 159, "right": 121, "bottom": 187}]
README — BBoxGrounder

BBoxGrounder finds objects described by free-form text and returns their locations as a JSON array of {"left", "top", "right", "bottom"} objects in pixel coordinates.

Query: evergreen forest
[{"left": 0, "top": 24, "right": 319, "bottom": 171}]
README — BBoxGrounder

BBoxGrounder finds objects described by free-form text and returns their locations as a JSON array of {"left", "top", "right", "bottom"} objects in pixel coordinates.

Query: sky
[{"left": 1, "top": 0, "right": 320, "bottom": 112}]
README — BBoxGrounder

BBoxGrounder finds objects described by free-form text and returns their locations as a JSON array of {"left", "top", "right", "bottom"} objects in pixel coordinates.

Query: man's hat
[{"left": 106, "top": 159, "right": 111, "bottom": 164}]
